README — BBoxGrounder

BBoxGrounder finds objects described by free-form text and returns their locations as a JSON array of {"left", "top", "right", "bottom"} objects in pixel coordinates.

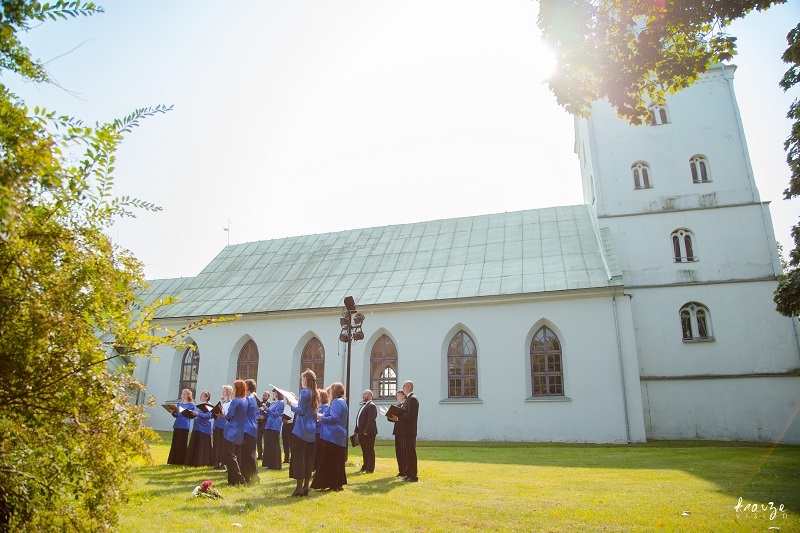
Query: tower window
[
  {"left": 650, "top": 104, "right": 671, "bottom": 125},
  {"left": 632, "top": 162, "right": 652, "bottom": 189},
  {"left": 680, "top": 302, "right": 713, "bottom": 341},
  {"left": 671, "top": 229, "right": 697, "bottom": 262},
  {"left": 690, "top": 155, "right": 711, "bottom": 183}
]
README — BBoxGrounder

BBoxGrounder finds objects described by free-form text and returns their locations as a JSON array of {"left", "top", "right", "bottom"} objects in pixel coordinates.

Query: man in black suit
[
  {"left": 391, "top": 380, "right": 418, "bottom": 482},
  {"left": 356, "top": 389, "right": 378, "bottom": 473}
]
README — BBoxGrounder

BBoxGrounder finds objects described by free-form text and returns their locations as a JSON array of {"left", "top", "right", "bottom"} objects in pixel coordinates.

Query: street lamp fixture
[{"left": 339, "top": 296, "right": 365, "bottom": 436}]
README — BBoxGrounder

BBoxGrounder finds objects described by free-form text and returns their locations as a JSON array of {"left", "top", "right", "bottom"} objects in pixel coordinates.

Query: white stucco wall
[
  {"left": 642, "top": 377, "right": 800, "bottom": 443},
  {"left": 139, "top": 289, "right": 647, "bottom": 443}
]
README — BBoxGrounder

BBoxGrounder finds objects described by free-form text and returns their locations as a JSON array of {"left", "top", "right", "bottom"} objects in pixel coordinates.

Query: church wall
[
  {"left": 141, "top": 290, "right": 645, "bottom": 443},
  {"left": 642, "top": 377, "right": 800, "bottom": 443}
]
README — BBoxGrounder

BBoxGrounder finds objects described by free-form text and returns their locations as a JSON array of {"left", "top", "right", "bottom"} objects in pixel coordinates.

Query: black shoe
[
  {"left": 405, "top": 476, "right": 418, "bottom": 482},
  {"left": 333, "top": 486, "right": 343, "bottom": 492},
  {"left": 302, "top": 487, "right": 309, "bottom": 496},
  {"left": 365, "top": 470, "right": 373, "bottom": 473},
  {"left": 283, "top": 459, "right": 290, "bottom": 464}
]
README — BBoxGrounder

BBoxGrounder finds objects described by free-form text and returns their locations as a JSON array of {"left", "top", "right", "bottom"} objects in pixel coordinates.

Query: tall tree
[
  {"left": 537, "top": 0, "right": 800, "bottom": 316},
  {"left": 0, "top": 2, "right": 234, "bottom": 530}
]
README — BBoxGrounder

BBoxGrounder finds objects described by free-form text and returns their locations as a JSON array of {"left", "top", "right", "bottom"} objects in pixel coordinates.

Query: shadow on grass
[
  {"left": 371, "top": 439, "right": 800, "bottom": 507},
  {"left": 145, "top": 432, "right": 799, "bottom": 512}
]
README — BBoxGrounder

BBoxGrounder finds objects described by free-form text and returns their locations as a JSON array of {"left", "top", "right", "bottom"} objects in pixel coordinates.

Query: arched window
[
  {"left": 650, "top": 104, "right": 670, "bottom": 125},
  {"left": 690, "top": 155, "right": 711, "bottom": 183},
  {"left": 370, "top": 334, "right": 398, "bottom": 399},
  {"left": 632, "top": 162, "right": 652, "bottom": 189},
  {"left": 671, "top": 229, "right": 697, "bottom": 262},
  {"left": 530, "top": 326, "right": 564, "bottom": 397},
  {"left": 680, "top": 302, "right": 713, "bottom": 341},
  {"left": 301, "top": 337, "right": 325, "bottom": 388},
  {"left": 447, "top": 330, "right": 477, "bottom": 398},
  {"left": 236, "top": 339, "right": 259, "bottom": 381},
  {"left": 179, "top": 343, "right": 200, "bottom": 399}
]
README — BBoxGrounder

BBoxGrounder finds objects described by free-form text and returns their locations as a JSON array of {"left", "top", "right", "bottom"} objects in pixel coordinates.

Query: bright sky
[{"left": 8, "top": 1, "right": 799, "bottom": 280}]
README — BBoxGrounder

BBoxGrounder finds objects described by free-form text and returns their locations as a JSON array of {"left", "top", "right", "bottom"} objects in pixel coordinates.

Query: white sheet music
[{"left": 269, "top": 384, "right": 298, "bottom": 408}]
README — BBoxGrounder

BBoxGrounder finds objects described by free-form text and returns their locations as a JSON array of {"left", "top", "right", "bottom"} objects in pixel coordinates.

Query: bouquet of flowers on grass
[{"left": 191, "top": 480, "right": 223, "bottom": 500}]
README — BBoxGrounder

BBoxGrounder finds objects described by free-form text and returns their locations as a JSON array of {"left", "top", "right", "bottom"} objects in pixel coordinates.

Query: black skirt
[
  {"left": 184, "top": 430, "right": 213, "bottom": 466},
  {"left": 289, "top": 434, "right": 315, "bottom": 480},
  {"left": 310, "top": 439, "right": 347, "bottom": 490},
  {"left": 262, "top": 429, "right": 282, "bottom": 469},
  {"left": 167, "top": 428, "right": 189, "bottom": 465}
]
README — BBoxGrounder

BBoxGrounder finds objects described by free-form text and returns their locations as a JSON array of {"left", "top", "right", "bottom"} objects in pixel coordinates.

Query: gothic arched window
[
  {"left": 370, "top": 334, "right": 398, "bottom": 399},
  {"left": 530, "top": 326, "right": 564, "bottom": 397},
  {"left": 447, "top": 330, "right": 477, "bottom": 398},
  {"left": 236, "top": 339, "right": 259, "bottom": 381},
  {"left": 301, "top": 337, "right": 325, "bottom": 388},
  {"left": 179, "top": 343, "right": 200, "bottom": 399}
]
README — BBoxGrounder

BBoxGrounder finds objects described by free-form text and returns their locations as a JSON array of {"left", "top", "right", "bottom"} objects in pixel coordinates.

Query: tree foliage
[
  {"left": 0, "top": 2, "right": 235, "bottom": 530},
  {"left": 537, "top": 0, "right": 800, "bottom": 316}
]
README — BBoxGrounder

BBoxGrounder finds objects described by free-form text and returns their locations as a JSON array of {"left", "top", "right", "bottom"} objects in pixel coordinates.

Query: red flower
[{"left": 200, "top": 480, "right": 212, "bottom": 492}]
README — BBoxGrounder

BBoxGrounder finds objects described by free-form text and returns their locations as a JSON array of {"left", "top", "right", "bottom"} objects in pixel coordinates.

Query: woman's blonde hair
[{"left": 221, "top": 385, "right": 233, "bottom": 401}]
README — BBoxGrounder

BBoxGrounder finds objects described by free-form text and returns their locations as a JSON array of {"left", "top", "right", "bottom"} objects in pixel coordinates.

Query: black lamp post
[{"left": 339, "top": 295, "right": 365, "bottom": 436}]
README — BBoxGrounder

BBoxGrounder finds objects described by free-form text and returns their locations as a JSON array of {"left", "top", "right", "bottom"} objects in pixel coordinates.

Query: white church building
[{"left": 139, "top": 64, "right": 800, "bottom": 444}]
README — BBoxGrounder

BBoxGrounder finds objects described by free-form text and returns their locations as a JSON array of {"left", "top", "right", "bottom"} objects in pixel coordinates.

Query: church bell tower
[{"left": 573, "top": 64, "right": 800, "bottom": 442}]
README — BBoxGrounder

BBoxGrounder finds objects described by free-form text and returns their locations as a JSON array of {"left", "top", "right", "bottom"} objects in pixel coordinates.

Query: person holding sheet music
[
  {"left": 167, "top": 389, "right": 195, "bottom": 465},
  {"left": 212, "top": 385, "right": 233, "bottom": 470},
  {"left": 185, "top": 390, "right": 214, "bottom": 466},
  {"left": 223, "top": 380, "right": 247, "bottom": 486},
  {"left": 356, "top": 389, "right": 378, "bottom": 473},
  {"left": 262, "top": 388, "right": 284, "bottom": 470},
  {"left": 390, "top": 389, "right": 407, "bottom": 477},
  {"left": 288, "top": 369, "right": 319, "bottom": 496},
  {"left": 390, "top": 380, "right": 419, "bottom": 482},
  {"left": 314, "top": 388, "right": 330, "bottom": 473},
  {"left": 241, "top": 379, "right": 260, "bottom": 485},
  {"left": 311, "top": 382, "right": 348, "bottom": 492}
]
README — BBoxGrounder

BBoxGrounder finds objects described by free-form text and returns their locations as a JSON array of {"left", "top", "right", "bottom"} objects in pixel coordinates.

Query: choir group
[{"left": 165, "top": 369, "right": 418, "bottom": 495}]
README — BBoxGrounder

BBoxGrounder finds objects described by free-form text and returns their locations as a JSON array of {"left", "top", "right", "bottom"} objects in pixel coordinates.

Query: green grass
[{"left": 119, "top": 432, "right": 800, "bottom": 532}]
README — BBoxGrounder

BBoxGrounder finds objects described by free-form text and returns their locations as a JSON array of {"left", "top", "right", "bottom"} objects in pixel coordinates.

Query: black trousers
[
  {"left": 359, "top": 432, "right": 376, "bottom": 472},
  {"left": 241, "top": 433, "right": 259, "bottom": 483},
  {"left": 281, "top": 423, "right": 294, "bottom": 461},
  {"left": 394, "top": 435, "right": 406, "bottom": 475},
  {"left": 402, "top": 435, "right": 417, "bottom": 479},
  {"left": 224, "top": 439, "right": 245, "bottom": 486}
]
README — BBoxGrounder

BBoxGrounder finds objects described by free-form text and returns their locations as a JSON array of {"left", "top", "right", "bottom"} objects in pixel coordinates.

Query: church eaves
[{"left": 146, "top": 204, "right": 621, "bottom": 319}]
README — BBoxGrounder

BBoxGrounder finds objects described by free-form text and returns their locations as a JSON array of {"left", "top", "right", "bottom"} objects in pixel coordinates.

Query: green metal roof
[{"left": 147, "top": 205, "right": 621, "bottom": 318}]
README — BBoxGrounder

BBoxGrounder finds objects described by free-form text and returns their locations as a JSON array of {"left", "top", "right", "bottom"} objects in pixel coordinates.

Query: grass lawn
[{"left": 119, "top": 432, "right": 799, "bottom": 532}]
